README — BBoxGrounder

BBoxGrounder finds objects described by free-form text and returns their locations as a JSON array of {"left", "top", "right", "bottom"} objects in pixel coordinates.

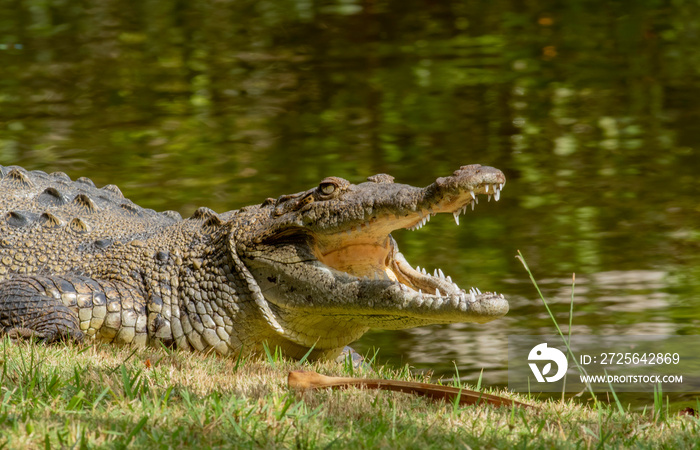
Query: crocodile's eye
[
  {"left": 317, "top": 176, "right": 348, "bottom": 197},
  {"left": 319, "top": 183, "right": 335, "bottom": 195}
]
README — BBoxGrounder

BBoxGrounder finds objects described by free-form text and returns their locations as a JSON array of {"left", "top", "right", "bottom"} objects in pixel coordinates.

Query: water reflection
[{"left": 1, "top": 0, "right": 699, "bottom": 395}]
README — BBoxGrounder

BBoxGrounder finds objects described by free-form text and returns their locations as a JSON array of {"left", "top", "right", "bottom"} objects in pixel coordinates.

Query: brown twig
[{"left": 288, "top": 370, "right": 533, "bottom": 409}]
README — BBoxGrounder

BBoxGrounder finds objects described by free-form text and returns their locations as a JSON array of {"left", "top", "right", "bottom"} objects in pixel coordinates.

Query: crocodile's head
[{"left": 234, "top": 164, "right": 508, "bottom": 358}]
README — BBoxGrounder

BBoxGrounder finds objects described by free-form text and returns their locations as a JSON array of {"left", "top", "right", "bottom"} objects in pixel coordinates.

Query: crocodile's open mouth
[{"left": 312, "top": 181, "right": 505, "bottom": 302}]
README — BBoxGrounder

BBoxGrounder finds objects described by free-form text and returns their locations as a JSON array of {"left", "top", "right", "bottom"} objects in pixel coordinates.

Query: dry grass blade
[{"left": 288, "top": 370, "right": 533, "bottom": 409}]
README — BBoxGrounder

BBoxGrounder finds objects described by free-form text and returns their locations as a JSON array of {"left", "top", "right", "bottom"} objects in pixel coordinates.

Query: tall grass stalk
[{"left": 516, "top": 251, "right": 597, "bottom": 402}]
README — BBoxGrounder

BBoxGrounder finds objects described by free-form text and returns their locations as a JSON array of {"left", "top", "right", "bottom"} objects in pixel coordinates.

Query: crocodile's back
[{"left": 0, "top": 165, "right": 181, "bottom": 278}]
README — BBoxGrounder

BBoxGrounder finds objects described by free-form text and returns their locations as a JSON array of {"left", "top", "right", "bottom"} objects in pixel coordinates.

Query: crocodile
[{"left": 0, "top": 164, "right": 508, "bottom": 359}]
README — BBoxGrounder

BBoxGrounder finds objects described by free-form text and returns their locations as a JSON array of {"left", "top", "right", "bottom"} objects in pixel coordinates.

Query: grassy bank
[{"left": 0, "top": 339, "right": 697, "bottom": 449}]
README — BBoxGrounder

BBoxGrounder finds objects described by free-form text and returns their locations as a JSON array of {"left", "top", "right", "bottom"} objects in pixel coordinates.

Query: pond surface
[{"left": 1, "top": 0, "right": 699, "bottom": 398}]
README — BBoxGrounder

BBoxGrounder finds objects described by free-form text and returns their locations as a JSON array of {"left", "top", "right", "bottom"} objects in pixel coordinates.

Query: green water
[{"left": 1, "top": 0, "right": 699, "bottom": 395}]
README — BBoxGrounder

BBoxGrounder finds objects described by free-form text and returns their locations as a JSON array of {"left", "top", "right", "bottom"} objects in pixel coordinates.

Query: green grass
[{"left": 0, "top": 338, "right": 699, "bottom": 449}]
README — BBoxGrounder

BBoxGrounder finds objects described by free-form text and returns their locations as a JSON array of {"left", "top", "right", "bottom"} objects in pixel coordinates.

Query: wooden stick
[{"left": 288, "top": 370, "right": 533, "bottom": 409}]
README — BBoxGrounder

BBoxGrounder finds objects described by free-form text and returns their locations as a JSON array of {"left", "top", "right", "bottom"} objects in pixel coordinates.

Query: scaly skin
[{"left": 0, "top": 164, "right": 508, "bottom": 359}]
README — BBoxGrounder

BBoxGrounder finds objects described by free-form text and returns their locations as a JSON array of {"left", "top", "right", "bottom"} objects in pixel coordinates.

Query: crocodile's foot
[
  {"left": 4, "top": 326, "right": 84, "bottom": 343},
  {"left": 0, "top": 276, "right": 86, "bottom": 344},
  {"left": 5, "top": 327, "right": 42, "bottom": 340}
]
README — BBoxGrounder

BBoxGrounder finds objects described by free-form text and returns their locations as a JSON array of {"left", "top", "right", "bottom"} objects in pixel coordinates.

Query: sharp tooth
[
  {"left": 470, "top": 291, "right": 476, "bottom": 302},
  {"left": 488, "top": 194, "right": 492, "bottom": 202},
  {"left": 421, "top": 268, "right": 427, "bottom": 275},
  {"left": 426, "top": 215, "right": 431, "bottom": 222},
  {"left": 436, "top": 288, "right": 441, "bottom": 297},
  {"left": 470, "top": 191, "right": 475, "bottom": 200},
  {"left": 433, "top": 269, "right": 438, "bottom": 277},
  {"left": 495, "top": 190, "right": 500, "bottom": 201},
  {"left": 438, "top": 268, "right": 445, "bottom": 279},
  {"left": 485, "top": 184, "right": 489, "bottom": 193},
  {"left": 416, "top": 265, "right": 421, "bottom": 273},
  {"left": 446, "top": 275, "right": 452, "bottom": 282},
  {"left": 453, "top": 212, "right": 460, "bottom": 225},
  {"left": 476, "top": 287, "right": 482, "bottom": 295},
  {"left": 418, "top": 289, "right": 422, "bottom": 296},
  {"left": 470, "top": 200, "right": 475, "bottom": 211},
  {"left": 474, "top": 196, "right": 478, "bottom": 204}
]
